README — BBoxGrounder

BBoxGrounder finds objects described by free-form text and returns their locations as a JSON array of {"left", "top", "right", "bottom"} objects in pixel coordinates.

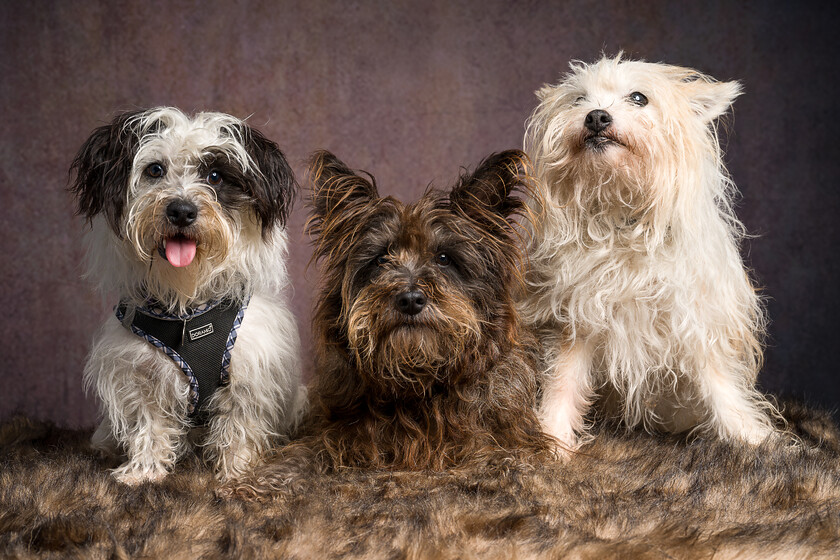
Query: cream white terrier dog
[
  {"left": 522, "top": 56, "right": 782, "bottom": 453},
  {"left": 71, "top": 107, "right": 306, "bottom": 483}
]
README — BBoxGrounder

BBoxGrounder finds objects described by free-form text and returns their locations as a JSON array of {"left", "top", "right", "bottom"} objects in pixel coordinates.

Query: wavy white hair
[
  {"left": 521, "top": 56, "right": 782, "bottom": 453},
  {"left": 72, "top": 107, "right": 306, "bottom": 483}
]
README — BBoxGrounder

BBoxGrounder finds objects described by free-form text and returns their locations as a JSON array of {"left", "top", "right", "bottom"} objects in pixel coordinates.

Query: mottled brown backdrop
[{"left": 1, "top": 0, "right": 838, "bottom": 427}]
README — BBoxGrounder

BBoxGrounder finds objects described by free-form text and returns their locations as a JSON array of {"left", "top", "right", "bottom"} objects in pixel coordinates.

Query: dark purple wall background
[{"left": 1, "top": 1, "right": 838, "bottom": 427}]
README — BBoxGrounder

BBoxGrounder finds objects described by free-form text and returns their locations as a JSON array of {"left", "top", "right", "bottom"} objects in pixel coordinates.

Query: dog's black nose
[
  {"left": 166, "top": 199, "right": 198, "bottom": 227},
  {"left": 584, "top": 109, "right": 612, "bottom": 133},
  {"left": 395, "top": 291, "right": 426, "bottom": 316}
]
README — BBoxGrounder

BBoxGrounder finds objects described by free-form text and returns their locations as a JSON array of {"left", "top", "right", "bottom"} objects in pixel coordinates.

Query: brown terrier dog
[
  {"left": 239, "top": 150, "right": 552, "bottom": 493},
  {"left": 304, "top": 149, "right": 552, "bottom": 470}
]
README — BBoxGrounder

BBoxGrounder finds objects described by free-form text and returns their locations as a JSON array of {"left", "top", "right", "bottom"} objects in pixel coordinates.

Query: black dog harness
[{"left": 115, "top": 296, "right": 249, "bottom": 417}]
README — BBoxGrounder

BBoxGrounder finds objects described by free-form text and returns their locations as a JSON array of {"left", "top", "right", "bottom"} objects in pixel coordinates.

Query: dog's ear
[
  {"left": 69, "top": 110, "right": 144, "bottom": 232},
  {"left": 682, "top": 77, "right": 742, "bottom": 123},
  {"left": 309, "top": 150, "right": 378, "bottom": 221},
  {"left": 241, "top": 125, "right": 297, "bottom": 237},
  {"left": 449, "top": 150, "right": 528, "bottom": 225}
]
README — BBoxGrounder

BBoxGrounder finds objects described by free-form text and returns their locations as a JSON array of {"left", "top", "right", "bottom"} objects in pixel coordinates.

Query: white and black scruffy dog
[
  {"left": 70, "top": 107, "right": 306, "bottom": 484},
  {"left": 521, "top": 56, "right": 783, "bottom": 455}
]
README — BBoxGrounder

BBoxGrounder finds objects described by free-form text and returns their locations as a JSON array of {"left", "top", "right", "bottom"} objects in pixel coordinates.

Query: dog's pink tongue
[{"left": 165, "top": 237, "right": 196, "bottom": 267}]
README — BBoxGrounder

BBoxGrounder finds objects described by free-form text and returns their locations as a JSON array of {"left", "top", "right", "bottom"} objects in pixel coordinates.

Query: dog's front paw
[
  {"left": 111, "top": 463, "right": 168, "bottom": 485},
  {"left": 545, "top": 432, "right": 583, "bottom": 461},
  {"left": 540, "top": 415, "right": 584, "bottom": 461},
  {"left": 212, "top": 446, "right": 260, "bottom": 484},
  {"left": 724, "top": 420, "right": 778, "bottom": 446}
]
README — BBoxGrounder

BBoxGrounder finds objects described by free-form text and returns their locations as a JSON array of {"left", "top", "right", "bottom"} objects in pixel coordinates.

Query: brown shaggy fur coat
[{"left": 1, "top": 402, "right": 839, "bottom": 559}]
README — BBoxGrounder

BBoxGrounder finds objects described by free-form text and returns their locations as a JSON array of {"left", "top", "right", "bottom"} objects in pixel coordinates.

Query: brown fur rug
[{"left": 2, "top": 402, "right": 839, "bottom": 559}]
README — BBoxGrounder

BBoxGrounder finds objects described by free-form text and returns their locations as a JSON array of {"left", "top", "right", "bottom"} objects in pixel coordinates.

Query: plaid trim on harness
[
  {"left": 221, "top": 299, "right": 249, "bottom": 385},
  {"left": 136, "top": 299, "right": 221, "bottom": 320},
  {"left": 115, "top": 295, "right": 251, "bottom": 416}
]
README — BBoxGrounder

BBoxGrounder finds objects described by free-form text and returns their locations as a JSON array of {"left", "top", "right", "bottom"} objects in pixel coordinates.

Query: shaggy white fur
[
  {"left": 74, "top": 107, "right": 305, "bottom": 483},
  {"left": 521, "top": 56, "right": 782, "bottom": 453}
]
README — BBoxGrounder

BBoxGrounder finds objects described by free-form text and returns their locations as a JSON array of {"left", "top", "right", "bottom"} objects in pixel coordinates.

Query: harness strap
[{"left": 116, "top": 296, "right": 249, "bottom": 418}]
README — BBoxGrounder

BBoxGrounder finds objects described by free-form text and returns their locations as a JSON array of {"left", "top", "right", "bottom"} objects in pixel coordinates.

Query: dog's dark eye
[
  {"left": 376, "top": 254, "right": 388, "bottom": 266},
  {"left": 436, "top": 253, "right": 451, "bottom": 267},
  {"left": 629, "top": 92, "right": 648, "bottom": 107},
  {"left": 207, "top": 170, "right": 223, "bottom": 186},
  {"left": 145, "top": 163, "right": 165, "bottom": 178},
  {"left": 574, "top": 96, "right": 586, "bottom": 106}
]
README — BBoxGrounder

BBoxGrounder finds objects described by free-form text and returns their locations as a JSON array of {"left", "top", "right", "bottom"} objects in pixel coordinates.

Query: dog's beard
[
  {"left": 564, "top": 161, "right": 648, "bottom": 225},
  {"left": 124, "top": 187, "right": 238, "bottom": 309},
  {"left": 346, "top": 284, "right": 482, "bottom": 397},
  {"left": 543, "top": 130, "right": 670, "bottom": 241}
]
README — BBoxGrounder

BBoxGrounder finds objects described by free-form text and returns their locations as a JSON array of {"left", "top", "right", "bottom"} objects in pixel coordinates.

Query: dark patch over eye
[
  {"left": 207, "top": 169, "right": 223, "bottom": 186},
  {"left": 145, "top": 163, "right": 165, "bottom": 178},
  {"left": 346, "top": 246, "right": 391, "bottom": 299},
  {"left": 197, "top": 154, "right": 253, "bottom": 214},
  {"left": 436, "top": 252, "right": 451, "bottom": 267},
  {"left": 629, "top": 92, "right": 649, "bottom": 107}
]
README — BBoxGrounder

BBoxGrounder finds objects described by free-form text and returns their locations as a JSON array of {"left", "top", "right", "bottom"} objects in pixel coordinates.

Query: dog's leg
[
  {"left": 696, "top": 359, "right": 778, "bottom": 444},
  {"left": 207, "top": 378, "right": 307, "bottom": 482},
  {"left": 87, "top": 326, "right": 187, "bottom": 485},
  {"left": 205, "top": 382, "right": 275, "bottom": 481},
  {"left": 110, "top": 401, "right": 184, "bottom": 485},
  {"left": 539, "top": 336, "right": 595, "bottom": 457},
  {"left": 205, "top": 296, "right": 304, "bottom": 482}
]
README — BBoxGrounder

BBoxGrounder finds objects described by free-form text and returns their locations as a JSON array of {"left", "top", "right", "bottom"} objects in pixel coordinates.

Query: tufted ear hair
[
  {"left": 69, "top": 109, "right": 145, "bottom": 234},
  {"left": 682, "top": 76, "right": 742, "bottom": 124},
  {"left": 449, "top": 150, "right": 529, "bottom": 226},
  {"left": 240, "top": 125, "right": 297, "bottom": 237},
  {"left": 309, "top": 150, "right": 378, "bottom": 222}
]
